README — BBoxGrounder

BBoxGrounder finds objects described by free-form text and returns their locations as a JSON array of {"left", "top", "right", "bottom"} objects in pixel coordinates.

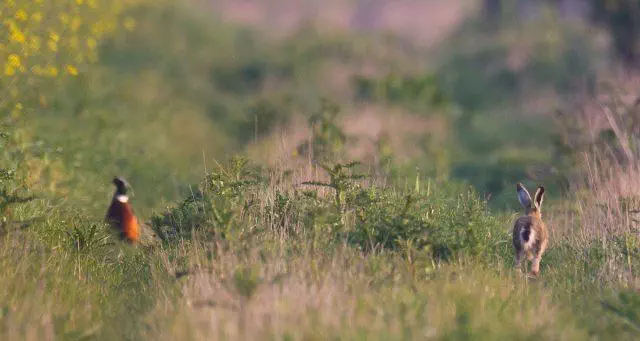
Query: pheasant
[{"left": 105, "top": 176, "right": 140, "bottom": 243}]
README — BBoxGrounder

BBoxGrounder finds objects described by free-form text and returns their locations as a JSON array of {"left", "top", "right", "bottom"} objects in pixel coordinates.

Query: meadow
[{"left": 2, "top": 1, "right": 640, "bottom": 340}]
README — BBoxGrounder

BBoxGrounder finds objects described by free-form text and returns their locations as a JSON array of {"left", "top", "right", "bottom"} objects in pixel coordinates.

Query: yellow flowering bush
[
  {"left": 0, "top": 0, "right": 141, "bottom": 119},
  {"left": 1, "top": 0, "right": 146, "bottom": 203}
]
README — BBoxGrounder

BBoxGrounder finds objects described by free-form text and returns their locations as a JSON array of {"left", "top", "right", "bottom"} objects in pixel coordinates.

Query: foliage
[
  {"left": 302, "top": 161, "right": 365, "bottom": 211},
  {"left": 154, "top": 158, "right": 503, "bottom": 265},
  {"left": 151, "top": 156, "right": 265, "bottom": 244},
  {"left": 65, "top": 220, "right": 112, "bottom": 252},
  {"left": 295, "top": 99, "right": 347, "bottom": 162}
]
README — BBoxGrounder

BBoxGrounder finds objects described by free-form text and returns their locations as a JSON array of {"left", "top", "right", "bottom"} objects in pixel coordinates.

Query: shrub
[
  {"left": 153, "top": 157, "right": 505, "bottom": 264},
  {"left": 151, "top": 156, "right": 265, "bottom": 244}
]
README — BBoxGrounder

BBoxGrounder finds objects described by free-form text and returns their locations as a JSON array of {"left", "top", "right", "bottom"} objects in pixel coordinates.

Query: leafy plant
[
  {"left": 152, "top": 156, "right": 264, "bottom": 244},
  {"left": 302, "top": 161, "right": 365, "bottom": 212},
  {"left": 65, "top": 221, "right": 112, "bottom": 253},
  {"left": 296, "top": 99, "right": 346, "bottom": 162}
]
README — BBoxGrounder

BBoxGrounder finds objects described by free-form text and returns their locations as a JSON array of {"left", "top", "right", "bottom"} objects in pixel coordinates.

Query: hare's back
[{"left": 513, "top": 216, "right": 532, "bottom": 233}]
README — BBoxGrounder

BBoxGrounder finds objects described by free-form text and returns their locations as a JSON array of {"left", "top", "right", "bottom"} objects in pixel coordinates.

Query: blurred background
[
  {"left": 7, "top": 1, "right": 640, "bottom": 340},
  {"left": 2, "top": 0, "right": 638, "bottom": 215}
]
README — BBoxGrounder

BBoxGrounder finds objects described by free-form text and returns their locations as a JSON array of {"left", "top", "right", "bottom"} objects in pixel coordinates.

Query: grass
[
  {"left": 3, "top": 155, "right": 640, "bottom": 340},
  {"left": 3, "top": 1, "right": 640, "bottom": 340},
  {"left": 144, "top": 245, "right": 588, "bottom": 340}
]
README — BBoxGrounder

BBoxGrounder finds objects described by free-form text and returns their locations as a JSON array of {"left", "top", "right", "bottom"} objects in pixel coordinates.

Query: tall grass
[
  {"left": 3, "top": 151, "right": 640, "bottom": 340},
  {"left": 144, "top": 240, "right": 589, "bottom": 341}
]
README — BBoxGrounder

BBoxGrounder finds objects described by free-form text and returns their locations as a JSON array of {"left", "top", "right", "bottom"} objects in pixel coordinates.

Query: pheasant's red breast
[{"left": 106, "top": 196, "right": 140, "bottom": 243}]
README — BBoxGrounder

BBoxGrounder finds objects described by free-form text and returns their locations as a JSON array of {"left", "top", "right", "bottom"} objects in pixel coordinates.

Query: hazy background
[{"left": 18, "top": 0, "right": 619, "bottom": 214}]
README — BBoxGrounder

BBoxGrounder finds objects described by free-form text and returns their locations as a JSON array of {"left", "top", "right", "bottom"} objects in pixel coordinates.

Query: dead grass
[{"left": 546, "top": 74, "right": 640, "bottom": 286}]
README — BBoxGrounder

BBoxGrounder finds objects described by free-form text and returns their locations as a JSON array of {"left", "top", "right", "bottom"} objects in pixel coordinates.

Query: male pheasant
[{"left": 105, "top": 176, "right": 140, "bottom": 243}]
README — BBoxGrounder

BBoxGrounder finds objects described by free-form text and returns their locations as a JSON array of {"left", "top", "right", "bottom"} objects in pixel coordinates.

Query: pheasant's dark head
[{"left": 112, "top": 176, "right": 129, "bottom": 196}]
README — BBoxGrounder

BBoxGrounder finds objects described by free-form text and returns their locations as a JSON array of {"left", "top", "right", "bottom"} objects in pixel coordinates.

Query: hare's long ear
[
  {"left": 533, "top": 186, "right": 545, "bottom": 210},
  {"left": 516, "top": 183, "right": 532, "bottom": 209}
]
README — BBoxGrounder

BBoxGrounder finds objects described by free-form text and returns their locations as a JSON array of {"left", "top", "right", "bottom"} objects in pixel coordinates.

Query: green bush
[
  {"left": 153, "top": 157, "right": 505, "bottom": 264},
  {"left": 151, "top": 156, "right": 265, "bottom": 244}
]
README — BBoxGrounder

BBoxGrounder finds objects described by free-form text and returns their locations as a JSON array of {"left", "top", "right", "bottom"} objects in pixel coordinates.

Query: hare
[{"left": 512, "top": 183, "right": 548, "bottom": 277}]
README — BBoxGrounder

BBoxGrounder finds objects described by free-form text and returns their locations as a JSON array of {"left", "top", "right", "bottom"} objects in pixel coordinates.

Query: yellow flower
[
  {"left": 65, "top": 64, "right": 78, "bottom": 76},
  {"left": 5, "top": 55, "right": 25, "bottom": 74},
  {"left": 8, "top": 54, "right": 22, "bottom": 68},
  {"left": 10, "top": 29, "right": 26, "bottom": 44},
  {"left": 49, "top": 32, "right": 60, "bottom": 42},
  {"left": 48, "top": 66, "right": 58, "bottom": 77},
  {"left": 0, "top": 0, "right": 140, "bottom": 110},
  {"left": 15, "top": 10, "right": 28, "bottom": 21},
  {"left": 5, "top": 65, "right": 16, "bottom": 76}
]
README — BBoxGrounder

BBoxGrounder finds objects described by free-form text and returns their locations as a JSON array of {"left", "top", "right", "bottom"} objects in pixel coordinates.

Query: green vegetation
[
  {"left": 3, "top": 1, "right": 640, "bottom": 340},
  {"left": 5, "top": 153, "right": 640, "bottom": 340}
]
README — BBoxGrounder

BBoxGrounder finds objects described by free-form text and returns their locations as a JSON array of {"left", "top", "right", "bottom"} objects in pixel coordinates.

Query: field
[{"left": 2, "top": 1, "right": 640, "bottom": 340}]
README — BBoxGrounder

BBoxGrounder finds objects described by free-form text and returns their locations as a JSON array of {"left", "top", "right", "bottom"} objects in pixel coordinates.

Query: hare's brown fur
[{"left": 512, "top": 183, "right": 547, "bottom": 277}]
